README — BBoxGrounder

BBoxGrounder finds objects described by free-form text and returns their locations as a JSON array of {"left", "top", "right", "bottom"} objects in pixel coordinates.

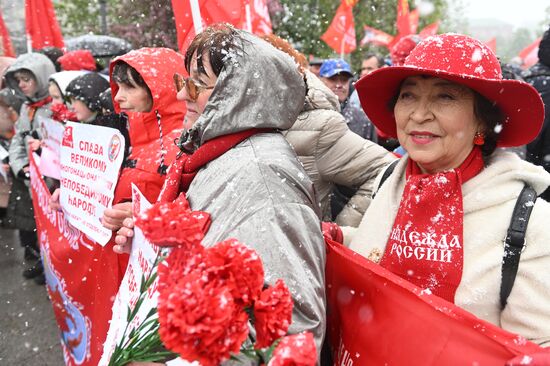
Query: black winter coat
[{"left": 523, "top": 62, "right": 550, "bottom": 201}]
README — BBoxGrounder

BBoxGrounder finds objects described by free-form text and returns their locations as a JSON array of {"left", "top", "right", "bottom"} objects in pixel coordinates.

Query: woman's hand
[
  {"left": 27, "top": 138, "right": 41, "bottom": 152},
  {"left": 102, "top": 202, "right": 132, "bottom": 231},
  {"left": 48, "top": 188, "right": 62, "bottom": 213},
  {"left": 113, "top": 217, "right": 134, "bottom": 254}
]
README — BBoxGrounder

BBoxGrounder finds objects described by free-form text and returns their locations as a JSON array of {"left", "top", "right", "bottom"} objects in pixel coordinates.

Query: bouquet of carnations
[{"left": 108, "top": 194, "right": 317, "bottom": 366}]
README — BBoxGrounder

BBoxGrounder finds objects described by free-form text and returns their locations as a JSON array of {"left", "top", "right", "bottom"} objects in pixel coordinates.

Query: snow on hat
[
  {"left": 65, "top": 73, "right": 110, "bottom": 112},
  {"left": 355, "top": 33, "right": 544, "bottom": 148},
  {"left": 319, "top": 59, "right": 353, "bottom": 78}
]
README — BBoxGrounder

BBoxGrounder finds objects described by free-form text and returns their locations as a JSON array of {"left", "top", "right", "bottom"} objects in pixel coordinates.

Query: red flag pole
[
  {"left": 189, "top": 0, "right": 203, "bottom": 34},
  {"left": 0, "top": 10, "right": 15, "bottom": 57},
  {"left": 245, "top": 1, "right": 253, "bottom": 32},
  {"left": 26, "top": 34, "right": 32, "bottom": 53}
]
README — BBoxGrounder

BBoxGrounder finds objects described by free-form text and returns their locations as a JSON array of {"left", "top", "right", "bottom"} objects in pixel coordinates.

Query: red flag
[
  {"left": 25, "top": 0, "right": 64, "bottom": 49},
  {"left": 418, "top": 20, "right": 440, "bottom": 38},
  {"left": 519, "top": 37, "right": 541, "bottom": 69},
  {"left": 171, "top": 0, "right": 271, "bottom": 53},
  {"left": 396, "top": 0, "right": 411, "bottom": 36},
  {"left": 360, "top": 25, "right": 394, "bottom": 47},
  {"left": 321, "top": 0, "right": 358, "bottom": 54},
  {"left": 241, "top": 0, "right": 272, "bottom": 35},
  {"left": 409, "top": 9, "right": 419, "bottom": 34},
  {"left": 0, "top": 10, "right": 15, "bottom": 57},
  {"left": 486, "top": 37, "right": 497, "bottom": 53},
  {"left": 325, "top": 239, "right": 543, "bottom": 365}
]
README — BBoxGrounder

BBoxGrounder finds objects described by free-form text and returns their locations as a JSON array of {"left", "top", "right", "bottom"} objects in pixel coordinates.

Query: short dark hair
[
  {"left": 473, "top": 92, "right": 503, "bottom": 157},
  {"left": 111, "top": 61, "right": 152, "bottom": 100},
  {"left": 184, "top": 23, "right": 245, "bottom": 77},
  {"left": 363, "top": 53, "right": 385, "bottom": 68},
  {"left": 112, "top": 61, "right": 147, "bottom": 89}
]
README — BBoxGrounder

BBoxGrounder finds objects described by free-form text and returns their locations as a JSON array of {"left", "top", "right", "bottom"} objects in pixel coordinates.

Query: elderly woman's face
[
  {"left": 394, "top": 76, "right": 481, "bottom": 174},
  {"left": 177, "top": 51, "right": 217, "bottom": 129}
]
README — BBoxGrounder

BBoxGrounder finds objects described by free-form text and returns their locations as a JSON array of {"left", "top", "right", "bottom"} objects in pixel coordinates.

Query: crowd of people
[{"left": 1, "top": 21, "right": 550, "bottom": 364}]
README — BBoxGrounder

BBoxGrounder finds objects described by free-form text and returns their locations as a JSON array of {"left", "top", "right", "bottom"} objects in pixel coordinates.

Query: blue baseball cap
[{"left": 319, "top": 59, "right": 353, "bottom": 78}]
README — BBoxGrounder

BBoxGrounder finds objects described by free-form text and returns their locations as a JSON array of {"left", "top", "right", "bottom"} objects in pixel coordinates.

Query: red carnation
[
  {"left": 268, "top": 332, "right": 317, "bottom": 366},
  {"left": 205, "top": 239, "right": 264, "bottom": 307},
  {"left": 158, "top": 272, "right": 249, "bottom": 366},
  {"left": 157, "top": 245, "right": 206, "bottom": 292},
  {"left": 135, "top": 194, "right": 210, "bottom": 248},
  {"left": 254, "top": 279, "right": 293, "bottom": 349}
]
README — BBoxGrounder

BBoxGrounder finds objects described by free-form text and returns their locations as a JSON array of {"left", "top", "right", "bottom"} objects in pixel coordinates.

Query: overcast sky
[{"left": 462, "top": 0, "right": 549, "bottom": 30}]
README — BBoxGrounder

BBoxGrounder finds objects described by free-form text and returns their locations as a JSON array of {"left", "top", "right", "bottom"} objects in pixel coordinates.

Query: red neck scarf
[
  {"left": 158, "top": 129, "right": 267, "bottom": 202},
  {"left": 27, "top": 96, "right": 52, "bottom": 121},
  {"left": 380, "top": 147, "right": 484, "bottom": 303}
]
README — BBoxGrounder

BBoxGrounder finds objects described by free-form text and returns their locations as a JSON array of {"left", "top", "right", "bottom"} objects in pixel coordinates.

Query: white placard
[
  {"left": 59, "top": 122, "right": 125, "bottom": 245},
  {"left": 38, "top": 117, "right": 65, "bottom": 179},
  {"left": 0, "top": 144, "right": 8, "bottom": 161},
  {"left": 99, "top": 184, "right": 161, "bottom": 365},
  {"left": 0, "top": 145, "right": 9, "bottom": 183}
]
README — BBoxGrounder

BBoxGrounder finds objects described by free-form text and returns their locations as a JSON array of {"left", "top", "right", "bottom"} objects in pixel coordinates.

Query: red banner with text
[
  {"left": 30, "top": 153, "right": 124, "bottom": 366},
  {"left": 325, "top": 239, "right": 542, "bottom": 365}
]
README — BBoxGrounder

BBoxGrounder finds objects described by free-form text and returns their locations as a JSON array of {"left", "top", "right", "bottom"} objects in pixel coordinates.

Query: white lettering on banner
[
  {"left": 337, "top": 339, "right": 355, "bottom": 366},
  {"left": 389, "top": 226, "right": 459, "bottom": 263}
]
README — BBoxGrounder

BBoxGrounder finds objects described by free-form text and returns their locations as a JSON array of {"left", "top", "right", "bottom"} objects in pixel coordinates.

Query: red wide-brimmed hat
[{"left": 355, "top": 33, "right": 544, "bottom": 147}]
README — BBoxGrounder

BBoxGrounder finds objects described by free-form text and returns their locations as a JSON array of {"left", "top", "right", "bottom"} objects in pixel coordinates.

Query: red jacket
[
  {"left": 110, "top": 47, "right": 187, "bottom": 204},
  {"left": 46, "top": 49, "right": 187, "bottom": 366}
]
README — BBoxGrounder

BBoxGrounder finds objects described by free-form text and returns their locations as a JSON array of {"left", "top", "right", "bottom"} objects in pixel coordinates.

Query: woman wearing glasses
[{"left": 115, "top": 24, "right": 327, "bottom": 355}]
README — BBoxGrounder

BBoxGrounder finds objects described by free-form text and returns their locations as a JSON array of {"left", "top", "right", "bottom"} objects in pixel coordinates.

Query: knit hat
[
  {"left": 65, "top": 73, "right": 110, "bottom": 112},
  {"left": 355, "top": 33, "right": 544, "bottom": 148}
]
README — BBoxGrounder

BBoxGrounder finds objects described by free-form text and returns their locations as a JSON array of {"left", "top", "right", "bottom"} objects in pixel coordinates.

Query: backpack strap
[
  {"left": 372, "top": 159, "right": 399, "bottom": 199},
  {"left": 500, "top": 184, "right": 537, "bottom": 309}
]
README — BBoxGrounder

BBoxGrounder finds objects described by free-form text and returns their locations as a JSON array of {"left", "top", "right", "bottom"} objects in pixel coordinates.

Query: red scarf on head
[
  {"left": 158, "top": 129, "right": 268, "bottom": 203},
  {"left": 380, "top": 147, "right": 484, "bottom": 303}
]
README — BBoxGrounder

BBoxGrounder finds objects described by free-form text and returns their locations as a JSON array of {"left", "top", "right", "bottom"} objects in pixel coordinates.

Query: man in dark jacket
[{"left": 523, "top": 25, "right": 550, "bottom": 201}]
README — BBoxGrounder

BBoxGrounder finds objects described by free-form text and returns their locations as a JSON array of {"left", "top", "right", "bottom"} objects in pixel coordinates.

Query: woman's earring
[{"left": 473, "top": 132, "right": 485, "bottom": 146}]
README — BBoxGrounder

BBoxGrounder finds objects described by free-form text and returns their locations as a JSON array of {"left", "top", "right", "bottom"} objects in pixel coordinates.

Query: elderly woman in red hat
[{"left": 344, "top": 33, "right": 550, "bottom": 345}]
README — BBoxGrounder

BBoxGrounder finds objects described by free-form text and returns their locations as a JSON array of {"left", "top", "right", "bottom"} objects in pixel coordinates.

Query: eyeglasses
[{"left": 173, "top": 73, "right": 215, "bottom": 101}]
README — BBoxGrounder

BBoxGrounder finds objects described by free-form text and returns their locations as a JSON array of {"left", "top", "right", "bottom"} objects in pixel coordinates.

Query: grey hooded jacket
[
  {"left": 178, "top": 31, "right": 326, "bottom": 353},
  {"left": 5, "top": 53, "right": 55, "bottom": 176}
]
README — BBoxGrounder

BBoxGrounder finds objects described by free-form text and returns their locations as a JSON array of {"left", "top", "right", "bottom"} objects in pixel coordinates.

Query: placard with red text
[{"left": 59, "top": 122, "right": 125, "bottom": 245}]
